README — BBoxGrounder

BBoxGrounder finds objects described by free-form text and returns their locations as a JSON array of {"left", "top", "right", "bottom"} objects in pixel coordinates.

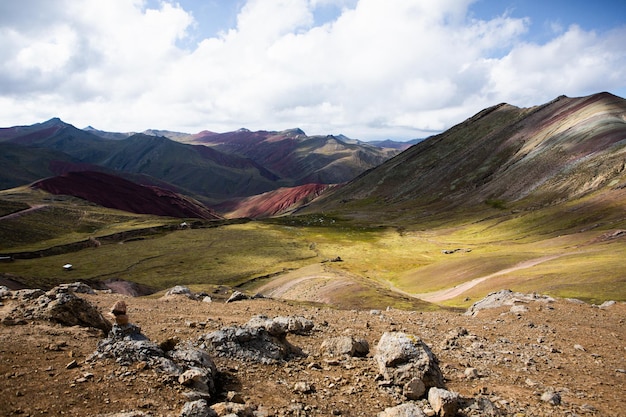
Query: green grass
[{"left": 1, "top": 186, "right": 625, "bottom": 308}]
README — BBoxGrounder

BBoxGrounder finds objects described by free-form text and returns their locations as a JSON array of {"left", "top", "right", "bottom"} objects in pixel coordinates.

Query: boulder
[
  {"left": 374, "top": 332, "right": 444, "bottom": 399},
  {"left": 321, "top": 336, "right": 369, "bottom": 357},
  {"left": 428, "top": 387, "right": 459, "bottom": 417},
  {"left": 199, "top": 316, "right": 311, "bottom": 364},
  {"left": 165, "top": 285, "right": 198, "bottom": 300},
  {"left": 225, "top": 291, "right": 249, "bottom": 303},
  {"left": 179, "top": 399, "right": 217, "bottom": 417},
  {"left": 246, "top": 315, "right": 314, "bottom": 336}
]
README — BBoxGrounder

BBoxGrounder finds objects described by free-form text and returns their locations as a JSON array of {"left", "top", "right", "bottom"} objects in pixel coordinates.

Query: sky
[{"left": 0, "top": 0, "right": 625, "bottom": 141}]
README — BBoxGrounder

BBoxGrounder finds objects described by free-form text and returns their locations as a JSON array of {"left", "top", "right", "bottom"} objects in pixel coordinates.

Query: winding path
[
  {"left": 0, "top": 204, "right": 46, "bottom": 221},
  {"left": 413, "top": 254, "right": 565, "bottom": 302}
]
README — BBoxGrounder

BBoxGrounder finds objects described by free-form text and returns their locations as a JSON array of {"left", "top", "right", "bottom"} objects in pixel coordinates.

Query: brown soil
[{"left": 1, "top": 291, "right": 624, "bottom": 416}]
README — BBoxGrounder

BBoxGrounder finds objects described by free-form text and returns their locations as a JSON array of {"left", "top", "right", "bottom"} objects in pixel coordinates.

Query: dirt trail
[
  {"left": 0, "top": 204, "right": 46, "bottom": 221},
  {"left": 256, "top": 263, "right": 355, "bottom": 303},
  {"left": 415, "top": 254, "right": 565, "bottom": 302}
]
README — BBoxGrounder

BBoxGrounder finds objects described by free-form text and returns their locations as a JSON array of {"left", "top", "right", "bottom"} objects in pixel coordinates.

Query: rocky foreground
[{"left": 0, "top": 284, "right": 624, "bottom": 417}]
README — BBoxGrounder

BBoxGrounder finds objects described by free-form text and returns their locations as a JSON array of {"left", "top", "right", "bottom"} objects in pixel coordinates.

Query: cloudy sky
[{"left": 1, "top": 0, "right": 625, "bottom": 140}]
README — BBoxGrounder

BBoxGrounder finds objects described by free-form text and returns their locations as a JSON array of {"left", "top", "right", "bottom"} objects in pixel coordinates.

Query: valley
[{"left": 0, "top": 92, "right": 625, "bottom": 416}]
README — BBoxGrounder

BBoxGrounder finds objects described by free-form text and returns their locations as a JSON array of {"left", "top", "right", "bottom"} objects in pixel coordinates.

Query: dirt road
[{"left": 414, "top": 254, "right": 565, "bottom": 302}]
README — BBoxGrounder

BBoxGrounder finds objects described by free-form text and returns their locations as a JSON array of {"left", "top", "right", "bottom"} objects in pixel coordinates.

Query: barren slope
[
  {"left": 1, "top": 289, "right": 624, "bottom": 416},
  {"left": 306, "top": 92, "right": 626, "bottom": 217}
]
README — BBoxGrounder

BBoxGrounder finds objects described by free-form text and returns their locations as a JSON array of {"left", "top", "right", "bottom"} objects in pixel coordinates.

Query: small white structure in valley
[{"left": 63, "top": 263, "right": 73, "bottom": 271}]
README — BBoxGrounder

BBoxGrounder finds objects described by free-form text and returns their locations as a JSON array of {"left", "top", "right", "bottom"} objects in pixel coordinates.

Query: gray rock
[
  {"left": 57, "top": 282, "right": 95, "bottom": 294},
  {"left": 374, "top": 332, "right": 444, "bottom": 398},
  {"left": 403, "top": 377, "right": 426, "bottom": 400},
  {"left": 226, "top": 291, "right": 249, "bottom": 303},
  {"left": 293, "top": 381, "right": 313, "bottom": 393},
  {"left": 180, "top": 399, "right": 217, "bottom": 417},
  {"left": 6, "top": 286, "right": 111, "bottom": 333},
  {"left": 201, "top": 327, "right": 299, "bottom": 364},
  {"left": 321, "top": 336, "right": 369, "bottom": 357},
  {"left": 211, "top": 402, "right": 255, "bottom": 416},
  {"left": 464, "top": 289, "right": 554, "bottom": 316},
  {"left": 377, "top": 403, "right": 425, "bottom": 417},
  {"left": 540, "top": 390, "right": 561, "bottom": 405},
  {"left": 598, "top": 300, "right": 616, "bottom": 309},
  {"left": 12, "top": 288, "right": 45, "bottom": 301},
  {"left": 200, "top": 316, "right": 309, "bottom": 364},
  {"left": 428, "top": 387, "right": 459, "bottom": 417},
  {"left": 242, "top": 315, "right": 313, "bottom": 336},
  {"left": 165, "top": 285, "right": 198, "bottom": 300},
  {"left": 0, "top": 286, "right": 12, "bottom": 298}
]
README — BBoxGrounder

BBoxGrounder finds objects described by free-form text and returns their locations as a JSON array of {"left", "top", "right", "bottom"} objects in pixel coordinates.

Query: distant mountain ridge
[
  {"left": 303, "top": 92, "right": 626, "bottom": 219},
  {"left": 0, "top": 118, "right": 400, "bottom": 217},
  {"left": 32, "top": 171, "right": 221, "bottom": 220}
]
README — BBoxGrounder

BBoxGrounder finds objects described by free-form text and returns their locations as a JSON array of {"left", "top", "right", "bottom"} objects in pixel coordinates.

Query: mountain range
[
  {"left": 0, "top": 120, "right": 399, "bottom": 217},
  {"left": 1, "top": 92, "right": 624, "bottom": 224}
]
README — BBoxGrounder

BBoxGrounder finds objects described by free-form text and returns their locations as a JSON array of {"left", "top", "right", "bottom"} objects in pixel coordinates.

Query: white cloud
[{"left": 0, "top": 0, "right": 624, "bottom": 140}]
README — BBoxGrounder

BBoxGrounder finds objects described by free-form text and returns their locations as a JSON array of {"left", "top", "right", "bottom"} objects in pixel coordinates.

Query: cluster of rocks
[
  {"left": 4, "top": 283, "right": 620, "bottom": 416},
  {"left": 163, "top": 286, "right": 263, "bottom": 304},
  {"left": 0, "top": 283, "right": 111, "bottom": 333},
  {"left": 198, "top": 315, "right": 314, "bottom": 364},
  {"left": 79, "top": 285, "right": 479, "bottom": 416},
  {"left": 88, "top": 300, "right": 222, "bottom": 415},
  {"left": 464, "top": 289, "right": 555, "bottom": 316}
]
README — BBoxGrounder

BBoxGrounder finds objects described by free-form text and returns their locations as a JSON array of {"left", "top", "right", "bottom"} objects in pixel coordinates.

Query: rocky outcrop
[
  {"left": 464, "top": 289, "right": 555, "bottom": 316},
  {"left": 1, "top": 284, "right": 111, "bottom": 332},
  {"left": 90, "top": 305, "right": 218, "bottom": 404},
  {"left": 164, "top": 285, "right": 199, "bottom": 300},
  {"left": 321, "top": 335, "right": 369, "bottom": 357},
  {"left": 198, "top": 315, "right": 312, "bottom": 364}
]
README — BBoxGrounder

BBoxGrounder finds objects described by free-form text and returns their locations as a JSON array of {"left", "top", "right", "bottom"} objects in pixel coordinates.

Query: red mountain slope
[
  {"left": 31, "top": 171, "right": 222, "bottom": 220},
  {"left": 216, "top": 183, "right": 336, "bottom": 219}
]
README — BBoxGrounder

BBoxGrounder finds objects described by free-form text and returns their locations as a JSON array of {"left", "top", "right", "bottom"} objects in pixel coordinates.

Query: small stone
[
  {"left": 294, "top": 381, "right": 313, "bottom": 393},
  {"left": 464, "top": 367, "right": 479, "bottom": 379},
  {"left": 110, "top": 300, "right": 127, "bottom": 316},
  {"left": 179, "top": 369, "right": 206, "bottom": 386},
  {"left": 226, "top": 391, "right": 245, "bottom": 403},
  {"left": 226, "top": 291, "right": 249, "bottom": 303},
  {"left": 403, "top": 377, "right": 426, "bottom": 400},
  {"left": 574, "top": 344, "right": 586, "bottom": 352},
  {"left": 541, "top": 390, "right": 561, "bottom": 405},
  {"left": 65, "top": 360, "right": 79, "bottom": 370}
]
